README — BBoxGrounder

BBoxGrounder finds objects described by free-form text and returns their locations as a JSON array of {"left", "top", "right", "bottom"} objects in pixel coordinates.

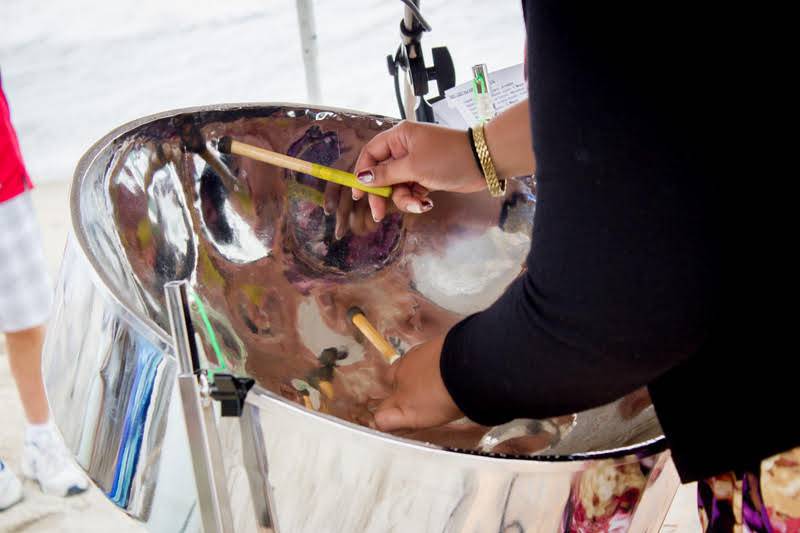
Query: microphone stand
[{"left": 386, "top": 0, "right": 456, "bottom": 123}]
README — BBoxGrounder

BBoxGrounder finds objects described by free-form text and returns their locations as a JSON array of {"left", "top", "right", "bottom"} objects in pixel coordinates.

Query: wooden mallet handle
[
  {"left": 348, "top": 307, "right": 399, "bottom": 364},
  {"left": 218, "top": 136, "right": 392, "bottom": 198}
]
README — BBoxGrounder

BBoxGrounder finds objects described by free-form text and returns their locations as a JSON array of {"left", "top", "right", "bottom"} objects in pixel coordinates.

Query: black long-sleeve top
[{"left": 440, "top": 0, "right": 798, "bottom": 482}]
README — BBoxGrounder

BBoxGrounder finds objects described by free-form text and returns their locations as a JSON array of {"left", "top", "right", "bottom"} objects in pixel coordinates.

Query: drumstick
[
  {"left": 347, "top": 307, "right": 399, "bottom": 364},
  {"left": 217, "top": 136, "right": 392, "bottom": 198},
  {"left": 177, "top": 120, "right": 239, "bottom": 192}
]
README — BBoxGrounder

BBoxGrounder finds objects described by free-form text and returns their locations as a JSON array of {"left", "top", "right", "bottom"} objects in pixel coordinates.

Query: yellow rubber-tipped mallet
[
  {"left": 217, "top": 136, "right": 392, "bottom": 198},
  {"left": 347, "top": 307, "right": 399, "bottom": 364}
]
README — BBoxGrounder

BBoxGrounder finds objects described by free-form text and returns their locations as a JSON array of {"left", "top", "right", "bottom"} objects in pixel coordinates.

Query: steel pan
[{"left": 43, "top": 104, "right": 680, "bottom": 532}]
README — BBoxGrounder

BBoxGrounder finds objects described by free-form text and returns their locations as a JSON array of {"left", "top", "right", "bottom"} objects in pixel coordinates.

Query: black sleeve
[
  {"left": 441, "top": 0, "right": 800, "bottom": 482},
  {"left": 440, "top": 274, "right": 689, "bottom": 426},
  {"left": 441, "top": 185, "right": 713, "bottom": 428},
  {"left": 440, "top": 0, "right": 718, "bottom": 427}
]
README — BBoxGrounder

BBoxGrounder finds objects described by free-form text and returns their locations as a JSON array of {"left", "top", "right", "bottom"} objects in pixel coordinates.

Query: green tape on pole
[{"left": 190, "top": 290, "right": 228, "bottom": 379}]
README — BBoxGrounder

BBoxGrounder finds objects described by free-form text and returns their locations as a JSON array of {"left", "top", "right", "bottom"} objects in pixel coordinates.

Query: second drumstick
[{"left": 347, "top": 307, "right": 399, "bottom": 364}]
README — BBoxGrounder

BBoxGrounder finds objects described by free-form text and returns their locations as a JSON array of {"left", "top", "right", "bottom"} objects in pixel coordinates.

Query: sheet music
[{"left": 433, "top": 64, "right": 526, "bottom": 128}]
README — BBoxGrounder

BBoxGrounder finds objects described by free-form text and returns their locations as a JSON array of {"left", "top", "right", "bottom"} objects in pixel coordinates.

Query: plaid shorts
[{"left": 0, "top": 190, "right": 52, "bottom": 332}]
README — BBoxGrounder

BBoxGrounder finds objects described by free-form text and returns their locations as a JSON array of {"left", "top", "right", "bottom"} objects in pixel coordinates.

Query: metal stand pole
[
  {"left": 165, "top": 281, "right": 235, "bottom": 533},
  {"left": 387, "top": 0, "right": 455, "bottom": 123},
  {"left": 403, "top": 71, "right": 417, "bottom": 122},
  {"left": 296, "top": 0, "right": 322, "bottom": 103},
  {"left": 402, "top": 0, "right": 421, "bottom": 121}
]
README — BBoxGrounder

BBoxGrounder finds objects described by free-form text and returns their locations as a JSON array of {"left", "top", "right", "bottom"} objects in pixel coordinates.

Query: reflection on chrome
[{"left": 43, "top": 103, "right": 677, "bottom": 532}]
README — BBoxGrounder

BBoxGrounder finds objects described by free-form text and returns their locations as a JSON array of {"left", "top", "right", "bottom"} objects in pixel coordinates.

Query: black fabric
[{"left": 439, "top": 0, "right": 798, "bottom": 482}]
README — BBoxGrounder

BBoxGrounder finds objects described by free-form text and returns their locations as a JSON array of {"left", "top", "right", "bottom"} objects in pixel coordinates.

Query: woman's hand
[
  {"left": 352, "top": 100, "right": 535, "bottom": 222},
  {"left": 353, "top": 121, "right": 486, "bottom": 222},
  {"left": 374, "top": 335, "right": 464, "bottom": 432}
]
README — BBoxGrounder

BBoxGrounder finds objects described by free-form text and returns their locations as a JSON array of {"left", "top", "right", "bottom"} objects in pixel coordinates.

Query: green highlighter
[{"left": 472, "top": 64, "right": 495, "bottom": 123}]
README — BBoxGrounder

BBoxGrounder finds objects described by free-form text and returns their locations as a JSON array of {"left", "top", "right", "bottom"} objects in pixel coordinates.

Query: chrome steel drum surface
[{"left": 43, "top": 104, "right": 678, "bottom": 532}]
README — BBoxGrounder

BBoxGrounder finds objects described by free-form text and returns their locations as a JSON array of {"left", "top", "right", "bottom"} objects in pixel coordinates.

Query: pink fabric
[{"left": 0, "top": 80, "right": 33, "bottom": 203}]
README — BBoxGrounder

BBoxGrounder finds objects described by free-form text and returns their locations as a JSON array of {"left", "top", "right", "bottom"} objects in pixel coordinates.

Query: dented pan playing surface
[{"left": 43, "top": 103, "right": 678, "bottom": 532}]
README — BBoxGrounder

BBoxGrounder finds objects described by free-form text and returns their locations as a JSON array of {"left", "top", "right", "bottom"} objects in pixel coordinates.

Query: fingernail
[
  {"left": 373, "top": 212, "right": 382, "bottom": 223},
  {"left": 421, "top": 199, "right": 434, "bottom": 212},
  {"left": 408, "top": 203, "right": 423, "bottom": 214},
  {"left": 356, "top": 170, "right": 374, "bottom": 184},
  {"left": 324, "top": 200, "right": 335, "bottom": 215},
  {"left": 352, "top": 190, "right": 359, "bottom": 201}
]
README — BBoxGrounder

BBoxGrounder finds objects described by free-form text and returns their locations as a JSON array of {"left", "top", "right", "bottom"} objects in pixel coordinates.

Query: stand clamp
[
  {"left": 209, "top": 373, "right": 255, "bottom": 418},
  {"left": 387, "top": 1, "right": 455, "bottom": 122}
]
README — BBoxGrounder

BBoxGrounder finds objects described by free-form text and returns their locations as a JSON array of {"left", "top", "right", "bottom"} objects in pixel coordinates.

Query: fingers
[
  {"left": 412, "top": 184, "right": 430, "bottom": 197},
  {"left": 368, "top": 191, "right": 391, "bottom": 223},
  {"left": 350, "top": 198, "right": 379, "bottom": 235},
  {"left": 354, "top": 122, "right": 411, "bottom": 176},
  {"left": 335, "top": 190, "right": 354, "bottom": 240},
  {"left": 352, "top": 121, "right": 433, "bottom": 217},
  {"left": 348, "top": 189, "right": 367, "bottom": 235},
  {"left": 385, "top": 355, "right": 401, "bottom": 385},
  {"left": 327, "top": 176, "right": 431, "bottom": 236},
  {"left": 324, "top": 182, "right": 341, "bottom": 215},
  {"left": 365, "top": 184, "right": 432, "bottom": 221},
  {"left": 394, "top": 185, "right": 434, "bottom": 215},
  {"left": 362, "top": 201, "right": 380, "bottom": 233},
  {"left": 375, "top": 406, "right": 415, "bottom": 432},
  {"left": 374, "top": 395, "right": 419, "bottom": 432},
  {"left": 339, "top": 185, "right": 433, "bottom": 233},
  {"left": 356, "top": 155, "right": 416, "bottom": 189},
  {"left": 353, "top": 129, "right": 390, "bottom": 172},
  {"left": 373, "top": 357, "right": 404, "bottom": 431}
]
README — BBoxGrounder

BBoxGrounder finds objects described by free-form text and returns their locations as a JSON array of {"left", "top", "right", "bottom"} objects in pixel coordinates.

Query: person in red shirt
[{"left": 0, "top": 74, "right": 87, "bottom": 512}]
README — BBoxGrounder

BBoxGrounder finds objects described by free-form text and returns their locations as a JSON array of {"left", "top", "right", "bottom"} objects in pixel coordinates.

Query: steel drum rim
[
  {"left": 248, "top": 385, "right": 668, "bottom": 471},
  {"left": 70, "top": 102, "right": 668, "bottom": 465}
]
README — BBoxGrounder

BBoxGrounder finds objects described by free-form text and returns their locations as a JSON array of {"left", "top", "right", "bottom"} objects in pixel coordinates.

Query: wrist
[
  {"left": 482, "top": 100, "right": 536, "bottom": 179},
  {"left": 451, "top": 128, "right": 486, "bottom": 191}
]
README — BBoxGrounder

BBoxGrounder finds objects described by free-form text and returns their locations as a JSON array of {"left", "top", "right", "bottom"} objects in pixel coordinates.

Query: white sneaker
[
  {"left": 21, "top": 428, "right": 89, "bottom": 497},
  {"left": 0, "top": 460, "right": 24, "bottom": 511}
]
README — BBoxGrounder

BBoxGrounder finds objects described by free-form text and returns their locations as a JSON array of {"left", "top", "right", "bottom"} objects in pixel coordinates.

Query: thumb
[
  {"left": 374, "top": 405, "right": 415, "bottom": 432},
  {"left": 356, "top": 157, "right": 417, "bottom": 189}
]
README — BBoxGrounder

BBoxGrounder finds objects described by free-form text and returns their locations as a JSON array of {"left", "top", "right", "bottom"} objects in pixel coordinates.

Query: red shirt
[{"left": 0, "top": 79, "right": 33, "bottom": 203}]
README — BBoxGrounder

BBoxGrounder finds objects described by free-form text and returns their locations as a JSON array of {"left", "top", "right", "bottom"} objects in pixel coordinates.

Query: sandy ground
[{"left": 0, "top": 181, "right": 702, "bottom": 532}]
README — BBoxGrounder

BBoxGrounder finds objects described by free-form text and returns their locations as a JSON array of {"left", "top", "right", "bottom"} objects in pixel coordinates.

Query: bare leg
[
  {"left": 5, "top": 324, "right": 50, "bottom": 424},
  {"left": 5, "top": 325, "right": 89, "bottom": 496}
]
